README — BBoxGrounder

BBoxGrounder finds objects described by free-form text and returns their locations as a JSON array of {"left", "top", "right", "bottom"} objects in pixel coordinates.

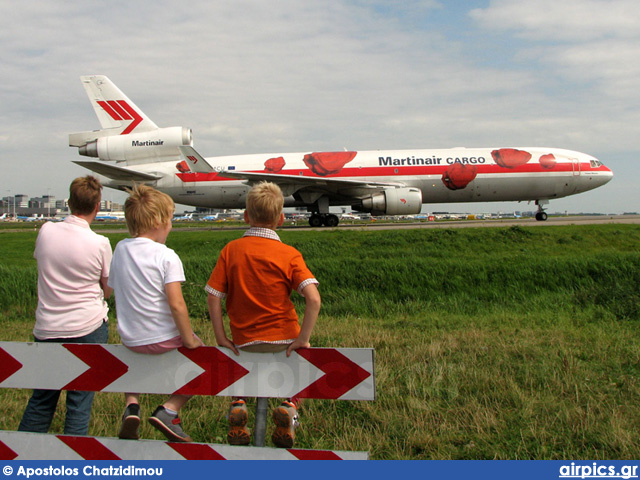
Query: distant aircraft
[
  {"left": 69, "top": 75, "right": 613, "bottom": 227},
  {"left": 200, "top": 213, "right": 220, "bottom": 221},
  {"left": 95, "top": 211, "right": 125, "bottom": 221},
  {"left": 172, "top": 213, "right": 193, "bottom": 221}
]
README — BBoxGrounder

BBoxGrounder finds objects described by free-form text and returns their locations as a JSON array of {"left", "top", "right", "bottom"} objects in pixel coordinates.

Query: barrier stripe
[
  {"left": 0, "top": 343, "right": 375, "bottom": 401},
  {"left": 57, "top": 435, "right": 121, "bottom": 461},
  {"left": 0, "top": 431, "right": 368, "bottom": 460}
]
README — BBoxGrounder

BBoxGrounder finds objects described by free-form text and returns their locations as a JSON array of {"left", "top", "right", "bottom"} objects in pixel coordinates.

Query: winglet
[{"left": 179, "top": 146, "right": 215, "bottom": 173}]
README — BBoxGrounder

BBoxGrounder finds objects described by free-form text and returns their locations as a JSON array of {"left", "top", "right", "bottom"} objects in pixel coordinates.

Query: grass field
[{"left": 1, "top": 223, "right": 639, "bottom": 459}]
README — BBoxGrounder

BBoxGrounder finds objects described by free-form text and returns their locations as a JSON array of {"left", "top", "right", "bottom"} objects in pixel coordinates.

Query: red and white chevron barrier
[
  {"left": 0, "top": 431, "right": 368, "bottom": 460},
  {"left": 0, "top": 342, "right": 374, "bottom": 401}
]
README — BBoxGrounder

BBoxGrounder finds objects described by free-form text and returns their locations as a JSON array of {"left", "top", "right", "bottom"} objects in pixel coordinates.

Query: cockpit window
[{"left": 590, "top": 160, "right": 602, "bottom": 168}]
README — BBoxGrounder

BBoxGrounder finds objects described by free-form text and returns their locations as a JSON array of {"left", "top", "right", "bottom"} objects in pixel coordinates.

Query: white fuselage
[{"left": 103, "top": 147, "right": 613, "bottom": 210}]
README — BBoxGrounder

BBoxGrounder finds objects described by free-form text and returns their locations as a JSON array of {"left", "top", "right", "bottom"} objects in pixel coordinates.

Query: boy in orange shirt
[{"left": 206, "top": 182, "right": 321, "bottom": 448}]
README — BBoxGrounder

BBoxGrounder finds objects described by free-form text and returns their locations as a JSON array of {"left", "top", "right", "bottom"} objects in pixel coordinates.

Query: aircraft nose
[{"left": 595, "top": 164, "right": 614, "bottom": 187}]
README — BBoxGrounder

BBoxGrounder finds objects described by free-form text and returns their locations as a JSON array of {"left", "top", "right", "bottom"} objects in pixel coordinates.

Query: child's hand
[
  {"left": 286, "top": 338, "right": 310, "bottom": 357},
  {"left": 218, "top": 337, "right": 240, "bottom": 356},
  {"left": 183, "top": 335, "right": 203, "bottom": 349}
]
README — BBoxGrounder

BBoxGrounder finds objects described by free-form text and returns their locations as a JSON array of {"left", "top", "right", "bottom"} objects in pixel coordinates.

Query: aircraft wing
[
  {"left": 73, "top": 161, "right": 162, "bottom": 181},
  {"left": 217, "top": 170, "right": 405, "bottom": 195}
]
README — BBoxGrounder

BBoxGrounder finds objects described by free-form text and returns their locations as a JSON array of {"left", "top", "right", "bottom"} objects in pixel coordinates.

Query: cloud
[
  {"left": 470, "top": 0, "right": 640, "bottom": 101},
  {"left": 469, "top": 0, "right": 640, "bottom": 41},
  {"left": 465, "top": 0, "right": 640, "bottom": 155}
]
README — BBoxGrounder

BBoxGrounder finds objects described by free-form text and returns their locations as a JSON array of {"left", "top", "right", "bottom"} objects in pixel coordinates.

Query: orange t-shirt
[{"left": 206, "top": 231, "right": 317, "bottom": 346}]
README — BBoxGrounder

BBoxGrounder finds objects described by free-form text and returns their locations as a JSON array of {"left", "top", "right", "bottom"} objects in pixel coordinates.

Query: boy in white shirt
[{"left": 109, "top": 184, "right": 202, "bottom": 442}]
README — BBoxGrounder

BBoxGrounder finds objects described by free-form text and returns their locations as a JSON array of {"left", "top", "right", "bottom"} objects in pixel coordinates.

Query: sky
[{"left": 1, "top": 0, "right": 639, "bottom": 214}]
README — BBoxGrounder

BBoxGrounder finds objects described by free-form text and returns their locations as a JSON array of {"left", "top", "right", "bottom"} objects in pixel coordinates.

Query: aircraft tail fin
[
  {"left": 69, "top": 75, "right": 158, "bottom": 147},
  {"left": 81, "top": 75, "right": 158, "bottom": 133}
]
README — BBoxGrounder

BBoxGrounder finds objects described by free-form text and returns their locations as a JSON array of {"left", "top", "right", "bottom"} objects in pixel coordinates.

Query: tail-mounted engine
[
  {"left": 74, "top": 127, "right": 192, "bottom": 163},
  {"left": 354, "top": 187, "right": 423, "bottom": 215}
]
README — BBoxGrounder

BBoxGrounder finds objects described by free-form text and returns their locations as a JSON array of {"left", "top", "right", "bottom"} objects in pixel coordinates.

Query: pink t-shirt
[{"left": 33, "top": 215, "right": 112, "bottom": 339}]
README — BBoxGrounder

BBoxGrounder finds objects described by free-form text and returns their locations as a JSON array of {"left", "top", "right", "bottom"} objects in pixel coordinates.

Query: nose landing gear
[{"left": 535, "top": 200, "right": 548, "bottom": 221}]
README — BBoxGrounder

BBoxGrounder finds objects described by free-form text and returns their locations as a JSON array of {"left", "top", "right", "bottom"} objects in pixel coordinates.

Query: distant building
[
  {"left": 15, "top": 195, "right": 28, "bottom": 208},
  {"left": 29, "top": 195, "right": 56, "bottom": 209},
  {"left": 100, "top": 200, "right": 123, "bottom": 212}
]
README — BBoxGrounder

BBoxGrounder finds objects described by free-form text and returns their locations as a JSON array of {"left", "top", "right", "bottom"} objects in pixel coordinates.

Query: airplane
[
  {"left": 172, "top": 213, "right": 193, "bottom": 221},
  {"left": 95, "top": 211, "right": 125, "bottom": 221},
  {"left": 17, "top": 215, "right": 42, "bottom": 222},
  {"left": 69, "top": 75, "right": 613, "bottom": 227}
]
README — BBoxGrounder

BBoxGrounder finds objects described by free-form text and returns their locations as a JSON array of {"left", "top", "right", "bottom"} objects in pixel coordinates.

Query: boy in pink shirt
[{"left": 19, "top": 176, "right": 112, "bottom": 435}]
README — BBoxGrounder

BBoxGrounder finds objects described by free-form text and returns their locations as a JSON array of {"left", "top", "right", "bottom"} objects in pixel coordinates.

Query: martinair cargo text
[{"left": 69, "top": 76, "right": 613, "bottom": 227}]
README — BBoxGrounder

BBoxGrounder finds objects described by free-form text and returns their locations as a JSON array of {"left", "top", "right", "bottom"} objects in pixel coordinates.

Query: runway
[
  {"left": 4, "top": 215, "right": 637, "bottom": 235},
  {"left": 293, "top": 214, "right": 640, "bottom": 231}
]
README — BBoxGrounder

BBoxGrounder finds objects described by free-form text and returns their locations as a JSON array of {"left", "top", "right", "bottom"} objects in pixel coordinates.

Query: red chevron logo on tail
[{"left": 97, "top": 100, "right": 143, "bottom": 134}]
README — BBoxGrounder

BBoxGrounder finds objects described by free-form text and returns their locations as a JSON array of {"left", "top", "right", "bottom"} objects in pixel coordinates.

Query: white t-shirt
[
  {"left": 34, "top": 215, "right": 112, "bottom": 339},
  {"left": 108, "top": 237, "right": 185, "bottom": 347}
]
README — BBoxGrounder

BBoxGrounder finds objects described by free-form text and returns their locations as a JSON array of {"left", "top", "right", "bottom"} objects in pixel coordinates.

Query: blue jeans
[{"left": 18, "top": 320, "right": 109, "bottom": 435}]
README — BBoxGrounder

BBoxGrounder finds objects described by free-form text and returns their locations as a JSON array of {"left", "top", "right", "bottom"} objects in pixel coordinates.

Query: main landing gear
[
  {"left": 309, "top": 213, "right": 339, "bottom": 227},
  {"left": 535, "top": 200, "right": 548, "bottom": 221},
  {"left": 306, "top": 196, "right": 339, "bottom": 227}
]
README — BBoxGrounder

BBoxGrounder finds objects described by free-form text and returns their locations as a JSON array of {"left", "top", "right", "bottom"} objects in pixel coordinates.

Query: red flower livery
[
  {"left": 442, "top": 163, "right": 478, "bottom": 190},
  {"left": 176, "top": 161, "right": 191, "bottom": 173},
  {"left": 491, "top": 148, "right": 532, "bottom": 169},
  {"left": 539, "top": 153, "right": 557, "bottom": 169},
  {"left": 264, "top": 156, "right": 286, "bottom": 173},
  {"left": 303, "top": 151, "right": 357, "bottom": 176}
]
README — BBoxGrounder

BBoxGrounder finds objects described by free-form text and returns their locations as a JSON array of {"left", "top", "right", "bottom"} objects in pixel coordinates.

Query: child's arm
[
  {"left": 286, "top": 283, "right": 321, "bottom": 357},
  {"left": 207, "top": 293, "right": 239, "bottom": 355},
  {"left": 165, "top": 281, "right": 203, "bottom": 349},
  {"left": 100, "top": 276, "right": 113, "bottom": 299}
]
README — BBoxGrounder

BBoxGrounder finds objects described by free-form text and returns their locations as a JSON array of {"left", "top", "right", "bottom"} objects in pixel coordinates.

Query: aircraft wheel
[
  {"left": 535, "top": 211, "right": 548, "bottom": 221},
  {"left": 323, "top": 214, "right": 339, "bottom": 227},
  {"left": 309, "top": 215, "right": 323, "bottom": 227}
]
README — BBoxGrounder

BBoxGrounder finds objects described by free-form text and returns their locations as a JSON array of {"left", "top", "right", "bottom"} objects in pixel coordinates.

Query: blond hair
[
  {"left": 124, "top": 184, "right": 175, "bottom": 237},
  {"left": 68, "top": 175, "right": 102, "bottom": 215},
  {"left": 246, "top": 182, "right": 284, "bottom": 226}
]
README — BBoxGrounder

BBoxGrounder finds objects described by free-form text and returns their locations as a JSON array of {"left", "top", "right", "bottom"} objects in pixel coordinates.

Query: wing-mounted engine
[
  {"left": 354, "top": 187, "right": 423, "bottom": 215},
  {"left": 71, "top": 127, "right": 192, "bottom": 164}
]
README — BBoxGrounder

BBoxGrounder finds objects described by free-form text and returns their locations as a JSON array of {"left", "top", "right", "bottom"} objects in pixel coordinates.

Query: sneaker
[
  {"left": 118, "top": 403, "right": 140, "bottom": 440},
  {"left": 271, "top": 401, "right": 299, "bottom": 448},
  {"left": 148, "top": 406, "right": 193, "bottom": 442},
  {"left": 227, "top": 399, "right": 251, "bottom": 445}
]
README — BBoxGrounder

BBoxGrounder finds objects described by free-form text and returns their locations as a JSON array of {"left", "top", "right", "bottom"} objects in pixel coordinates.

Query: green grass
[{"left": 1, "top": 224, "right": 639, "bottom": 458}]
